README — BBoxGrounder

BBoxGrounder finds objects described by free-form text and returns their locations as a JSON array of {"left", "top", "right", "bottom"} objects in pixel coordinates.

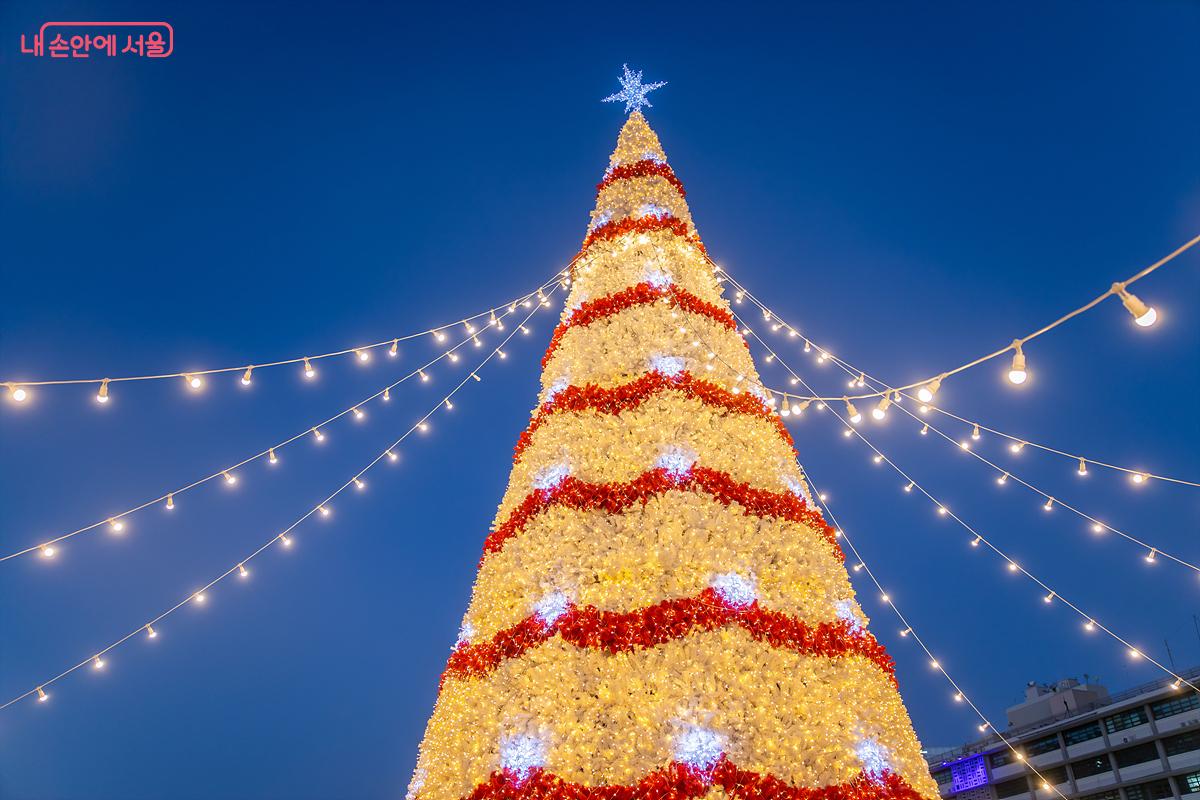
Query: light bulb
[
  {"left": 1007, "top": 562, "right": 1019, "bottom": 572},
  {"left": 873, "top": 454, "right": 884, "bottom": 464},
  {"left": 1077, "top": 458, "right": 1087, "bottom": 476},
  {"left": 8, "top": 384, "right": 28, "bottom": 403},
  {"left": 872, "top": 395, "right": 891, "bottom": 420},
  {"left": 1131, "top": 472, "right": 1147, "bottom": 485},
  {"left": 238, "top": 563, "right": 249, "bottom": 578},
  {"left": 497, "top": 349, "right": 507, "bottom": 359},
  {"left": 1007, "top": 341, "right": 1027, "bottom": 385},
  {"left": 355, "top": 478, "right": 366, "bottom": 491},
  {"left": 353, "top": 407, "right": 365, "bottom": 420},
  {"left": 1043, "top": 497, "right": 1054, "bottom": 511},
  {"left": 223, "top": 471, "right": 237, "bottom": 485},
  {"left": 937, "top": 505, "right": 948, "bottom": 516},
  {"left": 904, "top": 482, "right": 914, "bottom": 492},
  {"left": 1129, "top": 648, "right": 1142, "bottom": 659},
  {"left": 146, "top": 624, "right": 157, "bottom": 638},
  {"left": 166, "top": 493, "right": 175, "bottom": 509},
  {"left": 899, "top": 628, "right": 911, "bottom": 637},
  {"left": 356, "top": 349, "right": 370, "bottom": 363},
  {"left": 929, "top": 659, "right": 940, "bottom": 669},
  {"left": 192, "top": 592, "right": 206, "bottom": 604},
  {"left": 419, "top": 370, "right": 429, "bottom": 382},
  {"left": 1091, "top": 522, "right": 1104, "bottom": 534},
  {"left": 1084, "top": 620, "right": 1095, "bottom": 632},
  {"left": 1145, "top": 548, "right": 1157, "bottom": 563},
  {"left": 318, "top": 505, "right": 330, "bottom": 517},
  {"left": 844, "top": 398, "right": 862, "bottom": 424},
  {"left": 954, "top": 692, "right": 963, "bottom": 702},
  {"left": 971, "top": 423, "right": 981, "bottom": 440},
  {"left": 37, "top": 687, "right": 48, "bottom": 703},
  {"left": 186, "top": 374, "right": 203, "bottom": 390},
  {"left": 96, "top": 378, "right": 110, "bottom": 404},
  {"left": 109, "top": 518, "right": 125, "bottom": 533},
  {"left": 268, "top": 448, "right": 277, "bottom": 465},
  {"left": 303, "top": 358, "right": 316, "bottom": 379},
  {"left": 1044, "top": 592, "right": 1055, "bottom": 604},
  {"left": 1011, "top": 441, "right": 1025, "bottom": 454},
  {"left": 472, "top": 336, "right": 481, "bottom": 348},
  {"left": 279, "top": 533, "right": 293, "bottom": 547},
  {"left": 971, "top": 537, "right": 981, "bottom": 547},
  {"left": 383, "top": 387, "right": 391, "bottom": 401},
  {"left": 444, "top": 400, "right": 453, "bottom": 410},
  {"left": 387, "top": 450, "right": 398, "bottom": 462},
  {"left": 1113, "top": 282, "right": 1157, "bottom": 327},
  {"left": 433, "top": 329, "right": 446, "bottom": 343},
  {"left": 448, "top": 352, "right": 460, "bottom": 362},
  {"left": 93, "top": 656, "right": 105, "bottom": 670},
  {"left": 997, "top": 472, "right": 1009, "bottom": 484},
  {"left": 917, "top": 376, "right": 943, "bottom": 403},
  {"left": 389, "top": 339, "right": 399, "bottom": 357},
  {"left": 920, "top": 424, "right": 928, "bottom": 435},
  {"left": 418, "top": 422, "right": 429, "bottom": 432},
  {"left": 41, "top": 544, "right": 56, "bottom": 558},
  {"left": 241, "top": 366, "right": 253, "bottom": 386},
  {"left": 312, "top": 427, "right": 324, "bottom": 442}
]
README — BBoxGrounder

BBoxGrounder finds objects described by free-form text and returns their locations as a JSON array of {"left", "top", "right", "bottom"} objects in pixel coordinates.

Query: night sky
[{"left": 2, "top": 2, "right": 1198, "bottom": 799}]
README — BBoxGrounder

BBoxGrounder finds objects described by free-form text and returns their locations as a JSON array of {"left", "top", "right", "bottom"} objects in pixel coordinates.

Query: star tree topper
[{"left": 602, "top": 64, "right": 667, "bottom": 113}]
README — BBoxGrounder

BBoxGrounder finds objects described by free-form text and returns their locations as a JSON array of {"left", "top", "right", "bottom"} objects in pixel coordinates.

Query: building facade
[{"left": 927, "top": 668, "right": 1200, "bottom": 800}]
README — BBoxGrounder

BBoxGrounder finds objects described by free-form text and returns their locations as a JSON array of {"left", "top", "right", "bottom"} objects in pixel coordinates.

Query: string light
[
  {"left": 917, "top": 376, "right": 942, "bottom": 404},
  {"left": 419, "top": 370, "right": 429, "bottom": 382},
  {"left": 871, "top": 394, "right": 891, "bottom": 421},
  {"left": 7, "top": 383, "right": 28, "bottom": 403},
  {"left": 383, "top": 387, "right": 391, "bottom": 401},
  {"left": 1007, "top": 341, "right": 1028, "bottom": 385},
  {"left": 37, "top": 687, "right": 48, "bottom": 703},
  {"left": 1043, "top": 497, "right": 1054, "bottom": 511},
  {"left": 268, "top": 448, "right": 277, "bottom": 465},
  {"left": 238, "top": 563, "right": 249, "bottom": 578},
  {"left": 303, "top": 358, "right": 316, "bottom": 379},
  {"left": 223, "top": 471, "right": 237, "bottom": 486},
  {"left": 145, "top": 625, "right": 157, "bottom": 639},
  {"left": 356, "top": 349, "right": 371, "bottom": 363},
  {"left": 1010, "top": 441, "right": 1025, "bottom": 454},
  {"left": 353, "top": 407, "right": 365, "bottom": 420},
  {"left": 844, "top": 398, "right": 862, "bottom": 424},
  {"left": 387, "top": 450, "right": 398, "bottom": 462},
  {"left": 3, "top": 298, "right": 536, "bottom": 566},
  {"left": 971, "top": 423, "right": 980, "bottom": 440},
  {"left": 192, "top": 592, "right": 206, "bottom": 605},
  {"left": 40, "top": 544, "right": 55, "bottom": 558},
  {"left": 96, "top": 378, "right": 110, "bottom": 404},
  {"left": 166, "top": 493, "right": 174, "bottom": 509},
  {"left": 185, "top": 374, "right": 203, "bottom": 391},
  {"left": 389, "top": 339, "right": 399, "bottom": 357},
  {"left": 1077, "top": 458, "right": 1087, "bottom": 476},
  {"left": 92, "top": 656, "right": 105, "bottom": 670},
  {"left": 1113, "top": 282, "right": 1158, "bottom": 327},
  {"left": 108, "top": 518, "right": 125, "bottom": 533},
  {"left": 241, "top": 366, "right": 254, "bottom": 386},
  {"left": 354, "top": 478, "right": 366, "bottom": 491},
  {"left": 0, "top": 284, "right": 555, "bottom": 712}
]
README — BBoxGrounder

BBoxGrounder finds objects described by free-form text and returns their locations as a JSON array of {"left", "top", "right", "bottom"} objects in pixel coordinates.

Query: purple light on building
[{"left": 950, "top": 754, "right": 988, "bottom": 792}]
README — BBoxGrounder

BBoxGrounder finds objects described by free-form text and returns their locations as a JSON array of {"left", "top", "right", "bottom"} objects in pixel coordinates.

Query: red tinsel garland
[
  {"left": 596, "top": 159, "right": 686, "bottom": 198},
  {"left": 514, "top": 371, "right": 797, "bottom": 462},
  {"left": 542, "top": 283, "right": 738, "bottom": 367},
  {"left": 579, "top": 214, "right": 705, "bottom": 256},
  {"left": 482, "top": 466, "right": 842, "bottom": 564},
  {"left": 442, "top": 588, "right": 895, "bottom": 687},
  {"left": 460, "top": 758, "right": 927, "bottom": 800}
]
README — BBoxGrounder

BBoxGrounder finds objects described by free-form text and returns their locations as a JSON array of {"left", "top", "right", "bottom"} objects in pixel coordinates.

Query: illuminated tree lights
[{"left": 407, "top": 111, "right": 939, "bottom": 800}]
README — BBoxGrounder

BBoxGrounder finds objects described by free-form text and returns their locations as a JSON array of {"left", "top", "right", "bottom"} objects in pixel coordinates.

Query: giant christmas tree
[{"left": 407, "top": 100, "right": 939, "bottom": 800}]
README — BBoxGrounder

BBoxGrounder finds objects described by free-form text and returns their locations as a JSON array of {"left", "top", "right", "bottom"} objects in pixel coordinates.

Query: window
[
  {"left": 1064, "top": 721, "right": 1103, "bottom": 745},
  {"left": 1102, "top": 708, "right": 1148, "bottom": 734},
  {"left": 1078, "top": 791, "right": 1119, "bottom": 800},
  {"left": 1165, "top": 730, "right": 1200, "bottom": 757},
  {"left": 1034, "top": 766, "right": 1068, "bottom": 786},
  {"left": 1071, "top": 755, "right": 1113, "bottom": 778},
  {"left": 1183, "top": 771, "right": 1200, "bottom": 795},
  {"left": 1126, "top": 780, "right": 1174, "bottom": 800},
  {"left": 995, "top": 777, "right": 1031, "bottom": 798},
  {"left": 992, "top": 751, "right": 1019, "bottom": 769},
  {"left": 930, "top": 767, "right": 951, "bottom": 784},
  {"left": 1151, "top": 691, "right": 1200, "bottom": 719},
  {"left": 1114, "top": 742, "right": 1159, "bottom": 768},
  {"left": 1026, "top": 734, "right": 1061, "bottom": 756}
]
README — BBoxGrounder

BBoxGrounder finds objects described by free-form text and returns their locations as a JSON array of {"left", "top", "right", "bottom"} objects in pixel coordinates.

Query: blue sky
[{"left": 1, "top": 2, "right": 1198, "bottom": 798}]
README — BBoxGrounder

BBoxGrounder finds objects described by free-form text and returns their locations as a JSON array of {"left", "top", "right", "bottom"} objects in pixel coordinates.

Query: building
[{"left": 927, "top": 667, "right": 1200, "bottom": 800}]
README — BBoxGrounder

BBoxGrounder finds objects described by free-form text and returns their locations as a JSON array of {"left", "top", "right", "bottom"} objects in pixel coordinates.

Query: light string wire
[
  {"left": 1, "top": 281, "right": 557, "bottom": 564},
  {"left": 729, "top": 309, "right": 1200, "bottom": 578},
  {"left": 0, "top": 285, "right": 559, "bottom": 712},
  {"left": 720, "top": 277, "right": 1200, "bottom": 489},
  {"left": 685, "top": 320, "right": 1198, "bottom": 695},
  {"left": 1, "top": 267, "right": 570, "bottom": 390},
  {"left": 705, "top": 229, "right": 1199, "bottom": 398},
  {"left": 800, "top": 461, "right": 1071, "bottom": 799},
  {"left": 918, "top": 404, "right": 1200, "bottom": 488}
]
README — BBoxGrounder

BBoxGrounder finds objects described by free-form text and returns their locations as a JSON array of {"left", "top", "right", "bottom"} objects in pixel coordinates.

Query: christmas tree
[{"left": 407, "top": 107, "right": 938, "bottom": 800}]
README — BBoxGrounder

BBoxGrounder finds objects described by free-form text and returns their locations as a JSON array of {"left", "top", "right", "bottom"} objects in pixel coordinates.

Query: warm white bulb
[
  {"left": 1007, "top": 341, "right": 1027, "bottom": 385},
  {"left": 1135, "top": 307, "right": 1157, "bottom": 327},
  {"left": 241, "top": 367, "right": 253, "bottom": 386},
  {"left": 41, "top": 544, "right": 55, "bottom": 558},
  {"left": 223, "top": 471, "right": 237, "bottom": 485},
  {"left": 93, "top": 656, "right": 105, "bottom": 670},
  {"left": 109, "top": 518, "right": 125, "bottom": 533},
  {"left": 11, "top": 386, "right": 28, "bottom": 403},
  {"left": 357, "top": 350, "right": 370, "bottom": 363},
  {"left": 187, "top": 375, "right": 203, "bottom": 390},
  {"left": 1007, "top": 368, "right": 1027, "bottom": 385}
]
